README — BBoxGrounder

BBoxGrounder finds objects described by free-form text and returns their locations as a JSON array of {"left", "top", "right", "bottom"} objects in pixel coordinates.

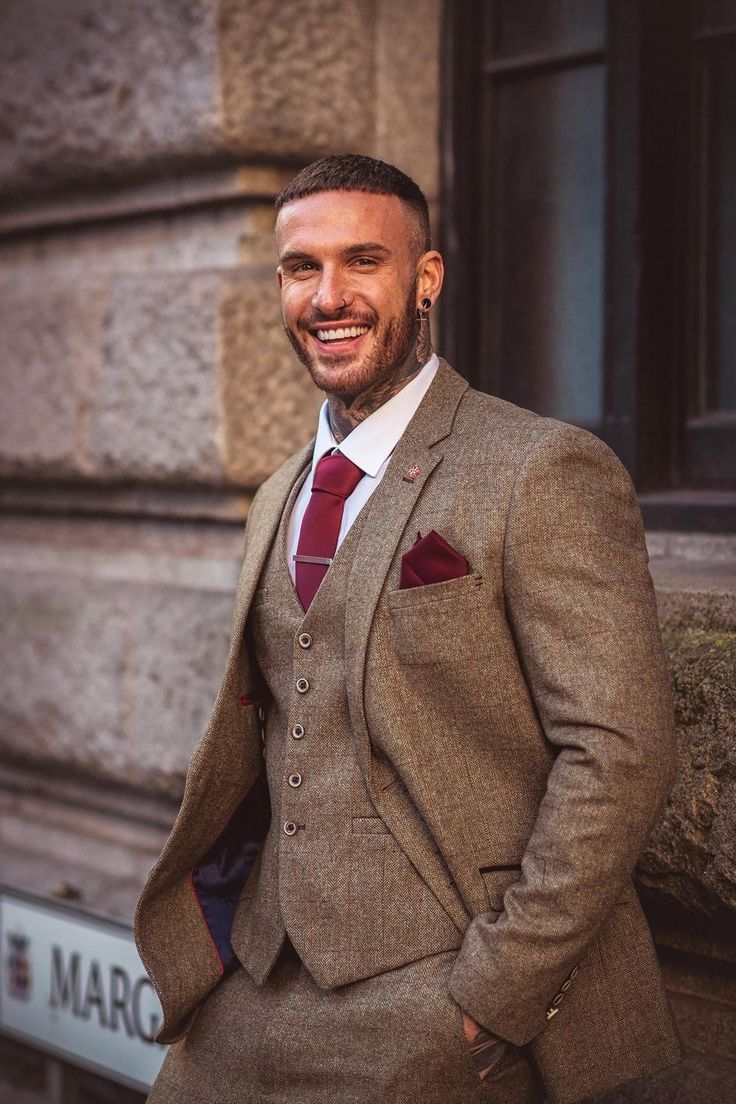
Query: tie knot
[{"left": 312, "top": 451, "right": 365, "bottom": 499}]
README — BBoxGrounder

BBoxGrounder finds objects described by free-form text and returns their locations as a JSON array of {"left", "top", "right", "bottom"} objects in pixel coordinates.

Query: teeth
[{"left": 316, "top": 326, "right": 369, "bottom": 342}]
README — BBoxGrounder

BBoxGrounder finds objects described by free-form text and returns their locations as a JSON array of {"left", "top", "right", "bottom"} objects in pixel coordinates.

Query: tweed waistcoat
[{"left": 231, "top": 465, "right": 461, "bottom": 990}]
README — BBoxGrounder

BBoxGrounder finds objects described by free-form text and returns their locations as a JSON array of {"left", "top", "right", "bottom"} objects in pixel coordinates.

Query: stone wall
[
  {"left": 0, "top": 2, "right": 734, "bottom": 1101},
  {"left": 0, "top": 0, "right": 440, "bottom": 795}
]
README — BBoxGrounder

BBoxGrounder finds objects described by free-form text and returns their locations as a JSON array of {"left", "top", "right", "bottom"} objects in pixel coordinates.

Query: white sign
[{"left": 0, "top": 889, "right": 166, "bottom": 1091}]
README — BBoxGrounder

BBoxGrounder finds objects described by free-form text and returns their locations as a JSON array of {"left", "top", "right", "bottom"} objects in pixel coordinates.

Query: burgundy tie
[{"left": 295, "top": 451, "right": 365, "bottom": 611}]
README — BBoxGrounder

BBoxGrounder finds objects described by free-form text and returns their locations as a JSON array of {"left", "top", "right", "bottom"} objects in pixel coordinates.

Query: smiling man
[{"left": 136, "top": 155, "right": 680, "bottom": 1104}]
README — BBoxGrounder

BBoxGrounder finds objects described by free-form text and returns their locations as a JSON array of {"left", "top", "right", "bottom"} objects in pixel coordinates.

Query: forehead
[{"left": 275, "top": 190, "right": 413, "bottom": 257}]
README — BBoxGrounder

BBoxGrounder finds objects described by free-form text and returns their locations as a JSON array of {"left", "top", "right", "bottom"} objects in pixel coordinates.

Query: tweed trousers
[{"left": 147, "top": 942, "right": 545, "bottom": 1104}]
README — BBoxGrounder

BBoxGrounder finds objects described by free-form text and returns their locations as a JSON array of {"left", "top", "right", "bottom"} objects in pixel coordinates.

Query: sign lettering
[{"left": 0, "top": 890, "right": 166, "bottom": 1091}]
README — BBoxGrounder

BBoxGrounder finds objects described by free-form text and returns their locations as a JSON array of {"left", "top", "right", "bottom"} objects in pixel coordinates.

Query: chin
[{"left": 309, "top": 361, "right": 369, "bottom": 398}]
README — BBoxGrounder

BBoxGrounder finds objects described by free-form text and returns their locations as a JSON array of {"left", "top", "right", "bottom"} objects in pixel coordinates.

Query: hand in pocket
[{"left": 461, "top": 1011, "right": 507, "bottom": 1081}]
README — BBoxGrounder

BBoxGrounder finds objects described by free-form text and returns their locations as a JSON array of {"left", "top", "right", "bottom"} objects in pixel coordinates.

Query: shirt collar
[{"left": 310, "top": 354, "right": 439, "bottom": 478}]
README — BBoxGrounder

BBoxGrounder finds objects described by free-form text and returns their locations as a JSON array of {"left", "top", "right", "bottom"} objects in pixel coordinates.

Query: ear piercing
[{"left": 421, "top": 297, "right": 432, "bottom": 311}]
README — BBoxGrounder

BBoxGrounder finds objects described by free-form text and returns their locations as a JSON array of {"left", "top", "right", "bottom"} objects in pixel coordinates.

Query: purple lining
[{"left": 191, "top": 772, "right": 270, "bottom": 972}]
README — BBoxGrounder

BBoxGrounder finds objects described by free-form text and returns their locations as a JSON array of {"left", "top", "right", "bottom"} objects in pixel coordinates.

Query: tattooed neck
[{"left": 327, "top": 327, "right": 433, "bottom": 443}]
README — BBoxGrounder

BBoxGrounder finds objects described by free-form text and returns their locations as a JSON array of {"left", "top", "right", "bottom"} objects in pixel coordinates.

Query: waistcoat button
[
  {"left": 298, "top": 633, "right": 312, "bottom": 649},
  {"left": 296, "top": 677, "right": 309, "bottom": 694},
  {"left": 284, "top": 821, "right": 297, "bottom": 836},
  {"left": 288, "top": 773, "right": 302, "bottom": 788},
  {"left": 291, "top": 724, "right": 305, "bottom": 739}
]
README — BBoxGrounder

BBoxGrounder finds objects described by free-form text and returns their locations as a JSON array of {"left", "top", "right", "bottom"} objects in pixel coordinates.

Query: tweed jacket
[{"left": 134, "top": 360, "right": 680, "bottom": 1104}]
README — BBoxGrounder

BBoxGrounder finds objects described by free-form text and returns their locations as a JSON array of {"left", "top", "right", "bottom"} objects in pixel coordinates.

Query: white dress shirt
[{"left": 286, "top": 354, "right": 439, "bottom": 582}]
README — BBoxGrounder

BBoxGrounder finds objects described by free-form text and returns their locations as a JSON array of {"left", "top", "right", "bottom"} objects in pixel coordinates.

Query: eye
[
  {"left": 292, "top": 261, "right": 317, "bottom": 274},
  {"left": 353, "top": 256, "right": 378, "bottom": 268}
]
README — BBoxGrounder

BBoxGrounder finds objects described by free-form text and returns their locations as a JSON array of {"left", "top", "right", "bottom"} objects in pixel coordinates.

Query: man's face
[{"left": 276, "top": 190, "right": 421, "bottom": 399}]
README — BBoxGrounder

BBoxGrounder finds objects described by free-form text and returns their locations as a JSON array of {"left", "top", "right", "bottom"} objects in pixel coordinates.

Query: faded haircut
[{"left": 275, "top": 154, "right": 431, "bottom": 257}]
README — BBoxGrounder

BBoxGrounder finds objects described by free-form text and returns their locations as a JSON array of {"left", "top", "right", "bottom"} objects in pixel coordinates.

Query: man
[{"left": 135, "top": 155, "right": 680, "bottom": 1104}]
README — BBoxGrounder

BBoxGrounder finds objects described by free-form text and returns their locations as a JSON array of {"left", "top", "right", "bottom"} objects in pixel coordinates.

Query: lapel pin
[{"left": 402, "top": 465, "right": 422, "bottom": 484}]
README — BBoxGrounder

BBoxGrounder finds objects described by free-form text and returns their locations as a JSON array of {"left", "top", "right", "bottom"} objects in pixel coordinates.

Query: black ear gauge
[{"left": 421, "top": 297, "right": 432, "bottom": 310}]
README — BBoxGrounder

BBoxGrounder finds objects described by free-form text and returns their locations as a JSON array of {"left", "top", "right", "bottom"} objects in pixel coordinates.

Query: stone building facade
[{"left": 0, "top": 2, "right": 733, "bottom": 1101}]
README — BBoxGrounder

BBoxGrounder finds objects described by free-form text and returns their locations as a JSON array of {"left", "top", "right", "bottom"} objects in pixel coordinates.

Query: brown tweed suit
[
  {"left": 135, "top": 360, "right": 680, "bottom": 1104},
  {"left": 233, "top": 466, "right": 463, "bottom": 990}
]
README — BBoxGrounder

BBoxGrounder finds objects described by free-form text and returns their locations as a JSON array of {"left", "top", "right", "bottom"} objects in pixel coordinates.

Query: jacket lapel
[
  {"left": 345, "top": 361, "right": 469, "bottom": 770},
  {"left": 171, "top": 441, "right": 315, "bottom": 864},
  {"left": 230, "top": 439, "right": 314, "bottom": 648},
  {"left": 344, "top": 361, "right": 470, "bottom": 930}
]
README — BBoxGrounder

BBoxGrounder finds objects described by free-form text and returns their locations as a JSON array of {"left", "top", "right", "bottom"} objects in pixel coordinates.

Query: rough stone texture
[
  {"left": 0, "top": 272, "right": 107, "bottom": 477},
  {"left": 374, "top": 0, "right": 442, "bottom": 202},
  {"left": 632, "top": 563, "right": 736, "bottom": 924},
  {"left": 0, "top": 210, "right": 318, "bottom": 486},
  {"left": 638, "top": 625, "right": 736, "bottom": 919},
  {"left": 218, "top": 274, "right": 323, "bottom": 485},
  {"left": 0, "top": 520, "right": 243, "bottom": 798},
  {"left": 218, "top": 0, "right": 375, "bottom": 162},
  {"left": 0, "top": 763, "right": 174, "bottom": 922},
  {"left": 0, "top": 0, "right": 221, "bottom": 202},
  {"left": 82, "top": 272, "right": 225, "bottom": 481},
  {"left": 0, "top": 0, "right": 378, "bottom": 203}
]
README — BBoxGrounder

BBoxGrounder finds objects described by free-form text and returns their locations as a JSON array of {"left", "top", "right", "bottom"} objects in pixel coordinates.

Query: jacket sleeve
[{"left": 448, "top": 422, "right": 676, "bottom": 1047}]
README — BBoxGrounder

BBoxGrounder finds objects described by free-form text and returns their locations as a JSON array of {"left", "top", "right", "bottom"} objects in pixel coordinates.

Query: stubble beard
[{"left": 284, "top": 283, "right": 420, "bottom": 402}]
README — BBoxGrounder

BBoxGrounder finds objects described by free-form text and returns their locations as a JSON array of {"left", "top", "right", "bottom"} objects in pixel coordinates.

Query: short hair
[{"left": 275, "top": 154, "right": 431, "bottom": 255}]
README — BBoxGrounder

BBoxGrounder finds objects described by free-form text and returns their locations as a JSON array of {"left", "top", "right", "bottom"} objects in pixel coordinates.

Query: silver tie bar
[{"left": 293, "top": 554, "right": 333, "bottom": 566}]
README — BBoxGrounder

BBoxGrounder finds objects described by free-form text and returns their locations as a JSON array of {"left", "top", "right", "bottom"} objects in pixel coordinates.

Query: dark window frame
[
  {"left": 685, "top": 11, "right": 736, "bottom": 483},
  {"left": 440, "top": 0, "right": 736, "bottom": 517}
]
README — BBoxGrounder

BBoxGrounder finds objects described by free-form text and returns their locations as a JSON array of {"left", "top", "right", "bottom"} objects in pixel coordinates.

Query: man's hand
[{"left": 461, "top": 1011, "right": 507, "bottom": 1080}]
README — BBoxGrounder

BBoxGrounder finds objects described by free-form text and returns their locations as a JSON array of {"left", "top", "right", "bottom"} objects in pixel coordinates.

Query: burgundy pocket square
[{"left": 399, "top": 530, "right": 469, "bottom": 589}]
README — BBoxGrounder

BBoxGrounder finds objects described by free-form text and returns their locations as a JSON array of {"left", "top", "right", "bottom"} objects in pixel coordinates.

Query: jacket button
[
  {"left": 298, "top": 633, "right": 312, "bottom": 649},
  {"left": 291, "top": 724, "right": 305, "bottom": 740},
  {"left": 288, "top": 773, "right": 302, "bottom": 788},
  {"left": 284, "top": 821, "right": 297, "bottom": 836},
  {"left": 296, "top": 678, "right": 309, "bottom": 694}
]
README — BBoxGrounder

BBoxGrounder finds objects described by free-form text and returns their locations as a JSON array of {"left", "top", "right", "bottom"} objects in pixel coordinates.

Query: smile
[{"left": 315, "top": 325, "right": 370, "bottom": 342}]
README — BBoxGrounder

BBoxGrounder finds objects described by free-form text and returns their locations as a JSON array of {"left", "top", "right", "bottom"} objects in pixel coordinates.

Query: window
[
  {"left": 687, "top": 0, "right": 736, "bottom": 482},
  {"left": 442, "top": 0, "right": 736, "bottom": 510}
]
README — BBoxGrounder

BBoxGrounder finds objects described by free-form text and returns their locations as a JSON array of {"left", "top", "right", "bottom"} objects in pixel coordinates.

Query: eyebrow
[{"left": 279, "top": 242, "right": 393, "bottom": 265}]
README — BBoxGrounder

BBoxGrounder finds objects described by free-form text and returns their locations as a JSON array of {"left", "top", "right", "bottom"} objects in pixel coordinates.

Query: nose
[{"left": 312, "top": 266, "right": 351, "bottom": 315}]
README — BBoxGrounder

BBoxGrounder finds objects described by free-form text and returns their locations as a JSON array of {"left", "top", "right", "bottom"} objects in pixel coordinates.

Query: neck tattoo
[{"left": 327, "top": 329, "right": 433, "bottom": 443}]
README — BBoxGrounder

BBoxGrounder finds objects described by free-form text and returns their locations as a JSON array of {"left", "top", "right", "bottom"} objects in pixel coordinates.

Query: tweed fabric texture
[
  {"left": 147, "top": 943, "right": 544, "bottom": 1104},
  {"left": 234, "top": 468, "right": 460, "bottom": 988},
  {"left": 135, "top": 360, "right": 680, "bottom": 1103}
]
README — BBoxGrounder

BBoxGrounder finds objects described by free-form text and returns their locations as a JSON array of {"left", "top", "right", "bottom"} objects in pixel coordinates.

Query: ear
[
  {"left": 415, "top": 250, "right": 444, "bottom": 310},
  {"left": 277, "top": 267, "right": 284, "bottom": 290}
]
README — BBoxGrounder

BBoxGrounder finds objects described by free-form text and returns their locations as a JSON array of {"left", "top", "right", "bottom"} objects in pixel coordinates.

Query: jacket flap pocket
[{"left": 479, "top": 866, "right": 522, "bottom": 913}]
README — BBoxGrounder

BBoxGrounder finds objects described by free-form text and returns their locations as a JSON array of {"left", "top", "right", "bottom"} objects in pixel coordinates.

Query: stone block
[
  {"left": 0, "top": 272, "right": 106, "bottom": 476},
  {"left": 0, "top": 572, "right": 130, "bottom": 777},
  {"left": 0, "top": 0, "right": 376, "bottom": 201},
  {"left": 82, "top": 272, "right": 225, "bottom": 481},
  {"left": 0, "top": 0, "right": 221, "bottom": 201},
  {"left": 0, "top": 525, "right": 242, "bottom": 797},
  {"left": 0, "top": 212, "right": 319, "bottom": 486},
  {"left": 374, "top": 0, "right": 442, "bottom": 201},
  {"left": 218, "top": 274, "right": 323, "bottom": 485},
  {"left": 638, "top": 624, "right": 736, "bottom": 919},
  {"left": 218, "top": 0, "right": 375, "bottom": 161},
  {"left": 85, "top": 266, "right": 319, "bottom": 483}
]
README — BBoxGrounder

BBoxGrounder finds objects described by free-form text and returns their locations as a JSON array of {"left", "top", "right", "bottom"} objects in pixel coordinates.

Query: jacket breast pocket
[{"left": 387, "top": 574, "right": 501, "bottom": 667}]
